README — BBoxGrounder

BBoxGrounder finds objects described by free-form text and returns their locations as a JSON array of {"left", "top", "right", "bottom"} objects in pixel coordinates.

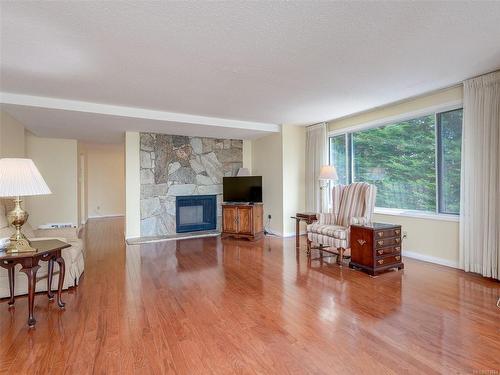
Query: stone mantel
[{"left": 140, "top": 133, "right": 243, "bottom": 236}]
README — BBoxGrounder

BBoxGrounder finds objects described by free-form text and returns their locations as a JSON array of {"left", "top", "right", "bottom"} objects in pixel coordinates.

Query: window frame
[
  {"left": 436, "top": 109, "right": 463, "bottom": 215},
  {"left": 328, "top": 101, "right": 463, "bottom": 220}
]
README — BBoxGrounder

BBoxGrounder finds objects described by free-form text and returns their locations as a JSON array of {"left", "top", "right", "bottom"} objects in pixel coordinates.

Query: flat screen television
[{"left": 223, "top": 176, "right": 262, "bottom": 203}]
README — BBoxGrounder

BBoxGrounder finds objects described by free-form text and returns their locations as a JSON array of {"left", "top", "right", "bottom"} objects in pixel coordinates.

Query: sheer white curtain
[
  {"left": 306, "top": 123, "right": 328, "bottom": 212},
  {"left": 459, "top": 70, "right": 500, "bottom": 280}
]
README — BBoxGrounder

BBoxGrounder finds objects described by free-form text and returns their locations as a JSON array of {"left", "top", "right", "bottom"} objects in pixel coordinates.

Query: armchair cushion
[{"left": 307, "top": 223, "right": 347, "bottom": 240}]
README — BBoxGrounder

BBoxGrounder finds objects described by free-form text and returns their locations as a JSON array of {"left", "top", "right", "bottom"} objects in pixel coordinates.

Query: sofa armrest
[
  {"left": 34, "top": 227, "right": 80, "bottom": 241},
  {"left": 350, "top": 216, "right": 369, "bottom": 225}
]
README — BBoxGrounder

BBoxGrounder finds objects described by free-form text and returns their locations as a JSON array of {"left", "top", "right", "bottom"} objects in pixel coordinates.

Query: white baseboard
[
  {"left": 402, "top": 250, "right": 459, "bottom": 269},
  {"left": 282, "top": 230, "right": 307, "bottom": 238},
  {"left": 88, "top": 214, "right": 124, "bottom": 219}
]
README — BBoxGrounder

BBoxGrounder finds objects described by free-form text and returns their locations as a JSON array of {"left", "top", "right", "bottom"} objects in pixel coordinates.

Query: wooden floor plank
[{"left": 0, "top": 217, "right": 499, "bottom": 374}]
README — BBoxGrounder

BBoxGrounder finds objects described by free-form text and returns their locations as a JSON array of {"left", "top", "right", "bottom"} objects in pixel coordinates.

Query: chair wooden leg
[
  {"left": 306, "top": 238, "right": 312, "bottom": 256},
  {"left": 337, "top": 247, "right": 344, "bottom": 266}
]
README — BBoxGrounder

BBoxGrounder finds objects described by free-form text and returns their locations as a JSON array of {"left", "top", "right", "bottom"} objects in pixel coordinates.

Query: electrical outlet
[{"left": 402, "top": 231, "right": 408, "bottom": 239}]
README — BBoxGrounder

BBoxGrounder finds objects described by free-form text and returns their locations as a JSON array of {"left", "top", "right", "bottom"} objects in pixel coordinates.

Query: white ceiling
[{"left": 1, "top": 1, "right": 500, "bottom": 143}]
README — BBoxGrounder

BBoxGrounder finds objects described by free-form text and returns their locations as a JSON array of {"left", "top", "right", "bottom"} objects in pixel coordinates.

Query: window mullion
[
  {"left": 435, "top": 113, "right": 440, "bottom": 214},
  {"left": 348, "top": 133, "right": 353, "bottom": 184}
]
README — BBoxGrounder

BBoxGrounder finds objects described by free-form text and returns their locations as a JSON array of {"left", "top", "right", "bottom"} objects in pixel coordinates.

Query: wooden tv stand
[{"left": 221, "top": 203, "right": 263, "bottom": 241}]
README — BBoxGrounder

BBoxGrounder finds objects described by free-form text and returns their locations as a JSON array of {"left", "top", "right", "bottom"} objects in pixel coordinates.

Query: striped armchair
[{"left": 306, "top": 182, "right": 377, "bottom": 265}]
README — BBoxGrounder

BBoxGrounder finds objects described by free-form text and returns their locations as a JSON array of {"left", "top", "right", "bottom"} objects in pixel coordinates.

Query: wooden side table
[
  {"left": 290, "top": 213, "right": 317, "bottom": 247},
  {"left": 0, "top": 239, "right": 71, "bottom": 327},
  {"left": 349, "top": 223, "right": 404, "bottom": 276}
]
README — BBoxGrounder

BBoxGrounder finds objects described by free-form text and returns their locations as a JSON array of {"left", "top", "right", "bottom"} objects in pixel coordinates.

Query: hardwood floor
[{"left": 0, "top": 217, "right": 499, "bottom": 374}]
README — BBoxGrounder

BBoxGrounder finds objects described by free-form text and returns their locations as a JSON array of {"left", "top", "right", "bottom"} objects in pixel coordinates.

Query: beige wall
[
  {"left": 125, "top": 132, "right": 141, "bottom": 238},
  {"left": 252, "top": 132, "right": 283, "bottom": 235},
  {"left": 77, "top": 142, "right": 87, "bottom": 225},
  {"left": 328, "top": 85, "right": 463, "bottom": 266},
  {"left": 373, "top": 213, "right": 459, "bottom": 266},
  {"left": 327, "top": 86, "right": 463, "bottom": 131},
  {"left": 81, "top": 143, "right": 125, "bottom": 218},
  {"left": 25, "top": 132, "right": 78, "bottom": 228},
  {"left": 0, "top": 111, "right": 25, "bottom": 158},
  {"left": 242, "top": 139, "right": 252, "bottom": 173},
  {"left": 282, "top": 125, "right": 306, "bottom": 236},
  {"left": 246, "top": 127, "right": 306, "bottom": 237}
]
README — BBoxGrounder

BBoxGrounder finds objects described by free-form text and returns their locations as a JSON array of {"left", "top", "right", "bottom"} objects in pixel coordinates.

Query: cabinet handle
[
  {"left": 395, "top": 238, "right": 400, "bottom": 244},
  {"left": 377, "top": 231, "right": 384, "bottom": 238},
  {"left": 377, "top": 259, "right": 384, "bottom": 265},
  {"left": 395, "top": 229, "right": 400, "bottom": 235},
  {"left": 395, "top": 246, "right": 401, "bottom": 251},
  {"left": 395, "top": 256, "right": 401, "bottom": 261},
  {"left": 377, "top": 250, "right": 383, "bottom": 255},
  {"left": 377, "top": 240, "right": 384, "bottom": 246},
  {"left": 357, "top": 239, "right": 366, "bottom": 246}
]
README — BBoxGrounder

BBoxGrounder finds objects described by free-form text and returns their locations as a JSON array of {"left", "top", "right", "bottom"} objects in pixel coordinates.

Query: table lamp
[
  {"left": 0, "top": 158, "right": 51, "bottom": 253},
  {"left": 318, "top": 165, "right": 338, "bottom": 212}
]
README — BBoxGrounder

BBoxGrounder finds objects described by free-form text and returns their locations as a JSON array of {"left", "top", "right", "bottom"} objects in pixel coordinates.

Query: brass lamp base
[
  {"left": 7, "top": 238, "right": 36, "bottom": 253},
  {"left": 6, "top": 196, "right": 36, "bottom": 254}
]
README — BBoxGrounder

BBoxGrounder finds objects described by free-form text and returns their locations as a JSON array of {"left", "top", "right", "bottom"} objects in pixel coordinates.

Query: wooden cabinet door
[
  {"left": 237, "top": 206, "right": 253, "bottom": 235},
  {"left": 253, "top": 205, "right": 263, "bottom": 234},
  {"left": 223, "top": 206, "right": 238, "bottom": 234}
]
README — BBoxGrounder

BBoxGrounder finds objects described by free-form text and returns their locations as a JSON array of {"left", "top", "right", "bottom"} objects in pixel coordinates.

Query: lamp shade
[
  {"left": 318, "top": 165, "right": 338, "bottom": 181},
  {"left": 0, "top": 158, "right": 51, "bottom": 197}
]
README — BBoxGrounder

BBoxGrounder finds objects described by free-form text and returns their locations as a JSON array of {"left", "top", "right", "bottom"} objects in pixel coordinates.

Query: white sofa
[{"left": 0, "top": 199, "right": 85, "bottom": 298}]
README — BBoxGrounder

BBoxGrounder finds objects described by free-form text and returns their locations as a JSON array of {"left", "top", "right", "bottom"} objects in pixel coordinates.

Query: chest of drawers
[{"left": 349, "top": 223, "right": 404, "bottom": 276}]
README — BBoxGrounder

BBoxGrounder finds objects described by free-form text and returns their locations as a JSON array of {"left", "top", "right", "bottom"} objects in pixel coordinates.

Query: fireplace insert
[{"left": 175, "top": 195, "right": 217, "bottom": 233}]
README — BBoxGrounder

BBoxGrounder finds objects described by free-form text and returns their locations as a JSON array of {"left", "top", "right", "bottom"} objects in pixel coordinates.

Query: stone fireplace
[{"left": 139, "top": 133, "right": 243, "bottom": 237}]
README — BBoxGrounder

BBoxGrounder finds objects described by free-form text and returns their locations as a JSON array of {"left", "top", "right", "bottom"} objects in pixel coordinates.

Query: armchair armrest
[
  {"left": 34, "top": 227, "right": 80, "bottom": 241},
  {"left": 350, "top": 216, "right": 369, "bottom": 225}
]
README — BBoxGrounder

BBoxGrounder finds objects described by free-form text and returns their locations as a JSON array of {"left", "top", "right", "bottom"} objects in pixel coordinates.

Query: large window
[{"left": 329, "top": 108, "right": 463, "bottom": 215}]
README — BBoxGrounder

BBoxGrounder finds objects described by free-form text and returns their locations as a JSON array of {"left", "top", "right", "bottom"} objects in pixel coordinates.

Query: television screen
[{"left": 223, "top": 176, "right": 262, "bottom": 203}]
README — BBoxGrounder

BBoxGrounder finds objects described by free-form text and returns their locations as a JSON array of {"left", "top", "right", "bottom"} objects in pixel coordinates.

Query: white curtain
[
  {"left": 459, "top": 70, "right": 500, "bottom": 280},
  {"left": 306, "top": 123, "right": 328, "bottom": 212}
]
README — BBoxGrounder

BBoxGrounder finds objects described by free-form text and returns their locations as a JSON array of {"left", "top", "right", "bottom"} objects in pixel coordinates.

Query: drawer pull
[
  {"left": 377, "top": 259, "right": 384, "bottom": 265},
  {"left": 377, "top": 250, "right": 383, "bottom": 255},
  {"left": 395, "top": 246, "right": 401, "bottom": 251},
  {"left": 395, "top": 238, "right": 401, "bottom": 244},
  {"left": 357, "top": 239, "right": 367, "bottom": 246},
  {"left": 377, "top": 240, "right": 384, "bottom": 246},
  {"left": 395, "top": 256, "right": 401, "bottom": 261},
  {"left": 395, "top": 229, "right": 400, "bottom": 235},
  {"left": 377, "top": 231, "right": 384, "bottom": 238}
]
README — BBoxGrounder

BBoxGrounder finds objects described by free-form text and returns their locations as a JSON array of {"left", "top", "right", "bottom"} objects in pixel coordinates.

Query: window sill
[{"left": 373, "top": 207, "right": 459, "bottom": 222}]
